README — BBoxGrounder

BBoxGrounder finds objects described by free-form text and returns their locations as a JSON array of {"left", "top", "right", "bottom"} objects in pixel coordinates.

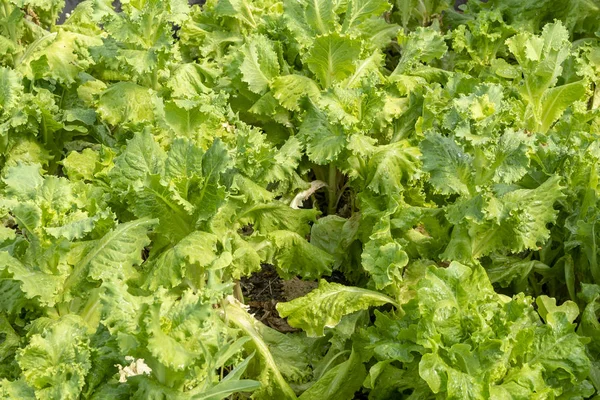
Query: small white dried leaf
[
  {"left": 116, "top": 357, "right": 152, "bottom": 383},
  {"left": 290, "top": 180, "right": 327, "bottom": 209}
]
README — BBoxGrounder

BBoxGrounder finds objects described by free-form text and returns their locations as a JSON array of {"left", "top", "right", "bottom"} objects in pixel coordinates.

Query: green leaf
[
  {"left": 192, "top": 380, "right": 261, "bottom": 400},
  {"left": 277, "top": 280, "right": 397, "bottom": 337},
  {"left": 470, "top": 176, "right": 564, "bottom": 257},
  {"left": 390, "top": 27, "right": 447, "bottom": 78},
  {"left": 342, "top": 0, "right": 391, "bottom": 33},
  {"left": 97, "top": 82, "right": 157, "bottom": 126},
  {"left": 362, "top": 235, "right": 408, "bottom": 290},
  {"left": 365, "top": 141, "right": 421, "bottom": 196},
  {"left": 141, "top": 231, "right": 218, "bottom": 290},
  {"left": 299, "top": 104, "right": 347, "bottom": 164},
  {"left": 62, "top": 218, "right": 157, "bottom": 297},
  {"left": 240, "top": 35, "right": 280, "bottom": 94},
  {"left": 0, "top": 67, "right": 22, "bottom": 116},
  {"left": 196, "top": 138, "right": 230, "bottom": 222},
  {"left": 62, "top": 149, "right": 100, "bottom": 181},
  {"left": 0, "top": 252, "right": 64, "bottom": 307},
  {"left": 310, "top": 214, "right": 360, "bottom": 269},
  {"left": 17, "top": 316, "right": 91, "bottom": 400},
  {"left": 528, "top": 312, "right": 590, "bottom": 383},
  {"left": 421, "top": 133, "right": 473, "bottom": 196},
  {"left": 536, "top": 295, "right": 579, "bottom": 324},
  {"left": 305, "top": 33, "right": 361, "bottom": 88},
  {"left": 265, "top": 230, "right": 334, "bottom": 280},
  {"left": 241, "top": 203, "right": 318, "bottom": 236},
  {"left": 224, "top": 299, "right": 297, "bottom": 399},
  {"left": 167, "top": 63, "right": 210, "bottom": 98},
  {"left": 491, "top": 129, "right": 531, "bottom": 184},
  {"left": 215, "top": 0, "right": 260, "bottom": 28},
  {"left": 271, "top": 75, "right": 321, "bottom": 111},
  {"left": 538, "top": 80, "right": 587, "bottom": 133},
  {"left": 191, "top": 353, "right": 260, "bottom": 399},
  {"left": 0, "top": 379, "right": 35, "bottom": 399},
  {"left": 143, "top": 289, "right": 213, "bottom": 371},
  {"left": 2, "top": 163, "right": 45, "bottom": 201},
  {"left": 20, "top": 31, "right": 99, "bottom": 84},
  {"left": 298, "top": 349, "right": 366, "bottom": 400}
]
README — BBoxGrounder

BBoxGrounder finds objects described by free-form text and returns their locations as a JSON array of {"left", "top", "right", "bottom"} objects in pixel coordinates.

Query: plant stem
[
  {"left": 327, "top": 164, "right": 337, "bottom": 215},
  {"left": 233, "top": 281, "right": 244, "bottom": 303},
  {"left": 56, "top": 302, "right": 69, "bottom": 317}
]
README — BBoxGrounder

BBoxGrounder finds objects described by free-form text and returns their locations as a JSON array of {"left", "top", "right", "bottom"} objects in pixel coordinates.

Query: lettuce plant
[{"left": 1, "top": 0, "right": 600, "bottom": 399}]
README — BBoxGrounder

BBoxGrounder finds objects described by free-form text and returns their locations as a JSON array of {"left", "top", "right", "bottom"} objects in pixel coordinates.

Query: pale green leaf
[
  {"left": 240, "top": 35, "right": 280, "bottom": 94},
  {"left": 62, "top": 218, "right": 157, "bottom": 296},
  {"left": 305, "top": 33, "right": 361, "bottom": 88},
  {"left": 271, "top": 75, "right": 321, "bottom": 111},
  {"left": 266, "top": 230, "right": 334, "bottom": 280},
  {"left": 421, "top": 133, "right": 472, "bottom": 196},
  {"left": 277, "top": 280, "right": 397, "bottom": 337},
  {"left": 97, "top": 82, "right": 156, "bottom": 126}
]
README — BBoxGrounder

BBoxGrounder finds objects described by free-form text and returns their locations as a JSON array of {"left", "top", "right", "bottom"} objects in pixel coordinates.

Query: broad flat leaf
[
  {"left": 528, "top": 312, "right": 590, "bottom": 383},
  {"left": 195, "top": 139, "right": 230, "bottom": 221},
  {"left": 141, "top": 231, "right": 218, "bottom": 290},
  {"left": 97, "top": 82, "right": 157, "bottom": 126},
  {"left": 192, "top": 379, "right": 260, "bottom": 400},
  {"left": 161, "top": 100, "right": 212, "bottom": 142},
  {"left": 299, "top": 105, "right": 347, "bottom": 164},
  {"left": 144, "top": 289, "right": 212, "bottom": 371},
  {"left": 0, "top": 252, "right": 64, "bottom": 307},
  {"left": 215, "top": 0, "right": 260, "bottom": 28},
  {"left": 129, "top": 174, "right": 193, "bottom": 237},
  {"left": 21, "top": 31, "right": 99, "bottom": 84},
  {"left": 310, "top": 214, "right": 360, "bottom": 268},
  {"left": 539, "top": 80, "right": 587, "bottom": 133},
  {"left": 240, "top": 203, "right": 318, "bottom": 236},
  {"left": 17, "top": 316, "right": 91, "bottom": 400},
  {"left": 305, "top": 33, "right": 361, "bottom": 88},
  {"left": 421, "top": 133, "right": 472, "bottom": 196},
  {"left": 165, "top": 138, "right": 205, "bottom": 200},
  {"left": 228, "top": 234, "right": 262, "bottom": 279},
  {"left": 271, "top": 75, "right": 320, "bottom": 111},
  {"left": 305, "top": 0, "right": 337, "bottom": 35},
  {"left": 266, "top": 230, "right": 334, "bottom": 280},
  {"left": 536, "top": 295, "right": 579, "bottom": 324},
  {"left": 168, "top": 63, "right": 210, "bottom": 98},
  {"left": 298, "top": 349, "right": 366, "bottom": 400},
  {"left": 277, "top": 280, "right": 397, "bottom": 336},
  {"left": 62, "top": 218, "right": 157, "bottom": 296},
  {"left": 109, "top": 131, "right": 166, "bottom": 189},
  {"left": 365, "top": 141, "right": 421, "bottom": 195},
  {"left": 470, "top": 176, "right": 564, "bottom": 257},
  {"left": 344, "top": 51, "right": 385, "bottom": 88},
  {"left": 362, "top": 236, "right": 408, "bottom": 290},
  {"left": 240, "top": 35, "right": 280, "bottom": 94},
  {"left": 99, "top": 279, "right": 149, "bottom": 335},
  {"left": 0, "top": 67, "right": 22, "bottom": 115},
  {"left": 2, "top": 164, "right": 45, "bottom": 201},
  {"left": 62, "top": 149, "right": 100, "bottom": 181},
  {"left": 491, "top": 129, "right": 531, "bottom": 184},
  {"left": 390, "top": 28, "right": 447, "bottom": 78},
  {"left": 0, "top": 315, "right": 19, "bottom": 362},
  {"left": 341, "top": 0, "right": 391, "bottom": 32}
]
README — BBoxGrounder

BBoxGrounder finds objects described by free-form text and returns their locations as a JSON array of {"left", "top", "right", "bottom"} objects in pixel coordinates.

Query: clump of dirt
[
  {"left": 281, "top": 278, "right": 318, "bottom": 301},
  {"left": 240, "top": 265, "right": 320, "bottom": 333},
  {"left": 240, "top": 265, "right": 294, "bottom": 332}
]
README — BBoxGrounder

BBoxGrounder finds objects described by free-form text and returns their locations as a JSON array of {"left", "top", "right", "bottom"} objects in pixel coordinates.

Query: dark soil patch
[
  {"left": 240, "top": 264, "right": 296, "bottom": 332},
  {"left": 241, "top": 264, "right": 321, "bottom": 333},
  {"left": 241, "top": 264, "right": 285, "bottom": 303}
]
